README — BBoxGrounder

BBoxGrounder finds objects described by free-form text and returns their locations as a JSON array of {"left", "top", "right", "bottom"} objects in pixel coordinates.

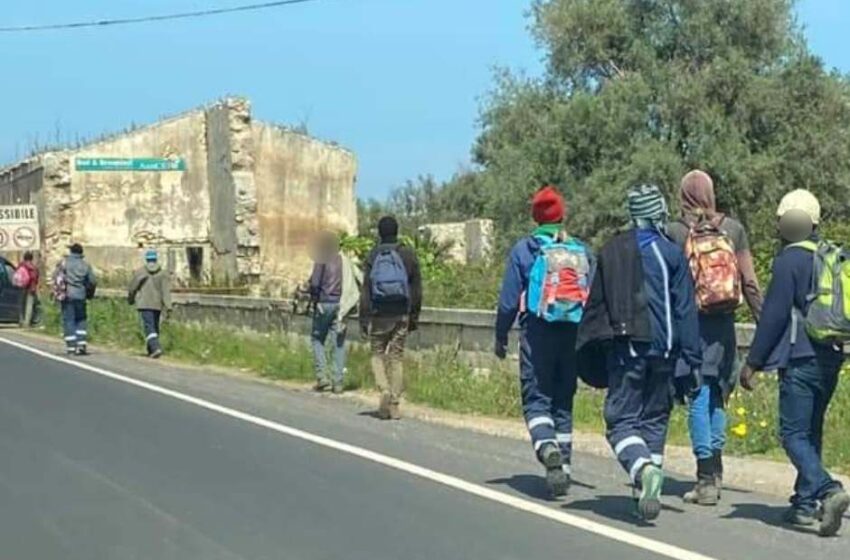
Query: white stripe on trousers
[
  {"left": 614, "top": 435, "right": 648, "bottom": 457},
  {"left": 146, "top": 333, "right": 159, "bottom": 341},
  {"left": 527, "top": 416, "right": 555, "bottom": 431}
]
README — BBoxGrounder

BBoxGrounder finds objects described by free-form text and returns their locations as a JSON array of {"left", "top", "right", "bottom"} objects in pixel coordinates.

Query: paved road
[{"left": 0, "top": 333, "right": 846, "bottom": 560}]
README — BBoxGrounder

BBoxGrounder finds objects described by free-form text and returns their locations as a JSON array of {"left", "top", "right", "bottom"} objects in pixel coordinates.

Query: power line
[{"left": 0, "top": 0, "right": 322, "bottom": 33}]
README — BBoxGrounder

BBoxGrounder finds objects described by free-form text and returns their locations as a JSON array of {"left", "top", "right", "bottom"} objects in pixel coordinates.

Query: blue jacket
[
  {"left": 634, "top": 228, "right": 702, "bottom": 368},
  {"left": 746, "top": 240, "right": 843, "bottom": 371},
  {"left": 495, "top": 234, "right": 591, "bottom": 344}
]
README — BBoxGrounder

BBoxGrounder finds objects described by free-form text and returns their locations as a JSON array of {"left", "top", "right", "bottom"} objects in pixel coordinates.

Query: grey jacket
[
  {"left": 128, "top": 263, "right": 172, "bottom": 311},
  {"left": 64, "top": 254, "right": 97, "bottom": 301}
]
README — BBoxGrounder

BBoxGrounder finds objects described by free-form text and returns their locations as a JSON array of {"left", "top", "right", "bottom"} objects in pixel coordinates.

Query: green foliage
[{"left": 364, "top": 0, "right": 850, "bottom": 253}]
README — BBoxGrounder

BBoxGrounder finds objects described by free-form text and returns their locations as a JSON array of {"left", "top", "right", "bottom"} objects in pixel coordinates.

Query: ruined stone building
[{"left": 0, "top": 98, "right": 357, "bottom": 294}]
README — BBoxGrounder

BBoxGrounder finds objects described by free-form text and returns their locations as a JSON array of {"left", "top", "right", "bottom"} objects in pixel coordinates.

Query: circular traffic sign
[
  {"left": 13, "top": 226, "right": 36, "bottom": 249},
  {"left": 0, "top": 228, "right": 8, "bottom": 249}
]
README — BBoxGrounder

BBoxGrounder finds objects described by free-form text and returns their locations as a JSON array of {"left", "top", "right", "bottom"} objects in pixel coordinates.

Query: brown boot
[
  {"left": 377, "top": 393, "right": 391, "bottom": 420},
  {"left": 683, "top": 458, "right": 718, "bottom": 506}
]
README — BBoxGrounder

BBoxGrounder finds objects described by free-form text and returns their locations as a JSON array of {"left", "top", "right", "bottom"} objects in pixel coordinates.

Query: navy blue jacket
[
  {"left": 746, "top": 241, "right": 843, "bottom": 371},
  {"left": 635, "top": 229, "right": 702, "bottom": 368},
  {"left": 495, "top": 234, "right": 591, "bottom": 344}
]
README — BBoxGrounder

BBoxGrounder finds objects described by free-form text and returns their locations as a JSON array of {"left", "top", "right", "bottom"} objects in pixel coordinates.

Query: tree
[{"left": 453, "top": 0, "right": 850, "bottom": 247}]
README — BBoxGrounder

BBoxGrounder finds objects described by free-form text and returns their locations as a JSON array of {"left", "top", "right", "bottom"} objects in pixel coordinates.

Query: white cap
[{"left": 777, "top": 189, "right": 820, "bottom": 225}]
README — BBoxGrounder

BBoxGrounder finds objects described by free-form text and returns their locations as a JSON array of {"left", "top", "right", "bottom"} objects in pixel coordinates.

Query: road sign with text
[
  {"left": 75, "top": 157, "right": 186, "bottom": 172},
  {"left": 0, "top": 205, "right": 40, "bottom": 251}
]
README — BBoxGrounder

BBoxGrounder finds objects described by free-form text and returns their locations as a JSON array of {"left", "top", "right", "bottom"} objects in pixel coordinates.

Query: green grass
[{"left": 42, "top": 299, "right": 849, "bottom": 474}]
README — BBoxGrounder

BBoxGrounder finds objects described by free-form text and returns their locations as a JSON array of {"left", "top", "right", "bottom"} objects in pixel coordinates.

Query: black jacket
[
  {"left": 577, "top": 230, "right": 652, "bottom": 350},
  {"left": 359, "top": 238, "right": 422, "bottom": 324}
]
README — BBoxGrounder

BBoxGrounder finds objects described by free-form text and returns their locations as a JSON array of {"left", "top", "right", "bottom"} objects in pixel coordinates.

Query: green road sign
[{"left": 75, "top": 157, "right": 186, "bottom": 172}]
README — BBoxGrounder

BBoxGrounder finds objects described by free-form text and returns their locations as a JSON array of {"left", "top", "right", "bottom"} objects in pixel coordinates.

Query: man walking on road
[
  {"left": 667, "top": 170, "right": 763, "bottom": 505},
  {"left": 58, "top": 243, "right": 97, "bottom": 355},
  {"left": 578, "top": 184, "right": 702, "bottom": 522},
  {"left": 740, "top": 189, "right": 850, "bottom": 537},
  {"left": 360, "top": 216, "right": 422, "bottom": 420},
  {"left": 128, "top": 249, "right": 172, "bottom": 359},
  {"left": 495, "top": 185, "right": 592, "bottom": 498},
  {"left": 309, "top": 232, "right": 347, "bottom": 393}
]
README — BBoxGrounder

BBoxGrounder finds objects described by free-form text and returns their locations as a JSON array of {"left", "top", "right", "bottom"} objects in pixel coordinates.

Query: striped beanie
[{"left": 627, "top": 183, "right": 669, "bottom": 228}]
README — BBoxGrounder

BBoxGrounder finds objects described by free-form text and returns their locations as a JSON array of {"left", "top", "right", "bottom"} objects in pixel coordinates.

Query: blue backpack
[
  {"left": 526, "top": 235, "right": 591, "bottom": 323},
  {"left": 370, "top": 244, "right": 410, "bottom": 308}
]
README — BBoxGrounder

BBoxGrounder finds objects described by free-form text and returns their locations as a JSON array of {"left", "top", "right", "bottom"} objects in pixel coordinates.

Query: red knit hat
[{"left": 532, "top": 185, "right": 565, "bottom": 224}]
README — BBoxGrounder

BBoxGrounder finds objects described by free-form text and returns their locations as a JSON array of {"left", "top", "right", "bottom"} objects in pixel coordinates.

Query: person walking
[
  {"left": 495, "top": 185, "right": 593, "bottom": 498},
  {"left": 359, "top": 216, "right": 422, "bottom": 420},
  {"left": 57, "top": 243, "right": 97, "bottom": 355},
  {"left": 740, "top": 189, "right": 849, "bottom": 537},
  {"left": 309, "top": 232, "right": 347, "bottom": 394},
  {"left": 15, "top": 252, "right": 41, "bottom": 327},
  {"left": 666, "top": 170, "right": 763, "bottom": 505},
  {"left": 128, "top": 249, "right": 172, "bottom": 359},
  {"left": 577, "top": 184, "right": 702, "bottom": 522}
]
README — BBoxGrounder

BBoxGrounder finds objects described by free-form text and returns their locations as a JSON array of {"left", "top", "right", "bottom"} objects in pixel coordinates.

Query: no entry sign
[{"left": 0, "top": 204, "right": 40, "bottom": 251}]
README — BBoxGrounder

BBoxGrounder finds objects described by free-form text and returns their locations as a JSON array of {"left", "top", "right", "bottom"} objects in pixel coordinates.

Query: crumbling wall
[
  {"left": 205, "top": 104, "right": 239, "bottom": 284},
  {"left": 420, "top": 219, "right": 495, "bottom": 265},
  {"left": 228, "top": 99, "right": 261, "bottom": 285},
  {"left": 67, "top": 110, "right": 211, "bottom": 278},
  {"left": 252, "top": 123, "right": 357, "bottom": 295}
]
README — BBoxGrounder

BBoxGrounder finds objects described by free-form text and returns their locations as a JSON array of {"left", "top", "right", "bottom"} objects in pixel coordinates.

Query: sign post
[
  {"left": 75, "top": 157, "right": 186, "bottom": 172},
  {"left": 0, "top": 205, "right": 40, "bottom": 251}
]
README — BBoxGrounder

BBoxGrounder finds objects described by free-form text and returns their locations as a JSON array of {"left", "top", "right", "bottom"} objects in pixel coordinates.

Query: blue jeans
[
  {"left": 311, "top": 303, "right": 346, "bottom": 385},
  {"left": 688, "top": 381, "right": 727, "bottom": 460},
  {"left": 140, "top": 310, "right": 162, "bottom": 355},
  {"left": 780, "top": 347, "right": 844, "bottom": 513},
  {"left": 61, "top": 299, "right": 87, "bottom": 351}
]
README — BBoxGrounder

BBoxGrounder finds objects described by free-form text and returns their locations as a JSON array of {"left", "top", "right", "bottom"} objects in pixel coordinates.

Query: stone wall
[
  {"left": 420, "top": 219, "right": 495, "bottom": 265},
  {"left": 252, "top": 123, "right": 358, "bottom": 295}
]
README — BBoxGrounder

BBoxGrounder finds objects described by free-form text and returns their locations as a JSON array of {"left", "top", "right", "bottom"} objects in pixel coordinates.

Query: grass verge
[{"left": 41, "top": 298, "right": 849, "bottom": 474}]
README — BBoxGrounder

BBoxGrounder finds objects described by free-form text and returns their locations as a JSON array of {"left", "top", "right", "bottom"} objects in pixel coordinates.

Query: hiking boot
[
  {"left": 377, "top": 393, "right": 391, "bottom": 420},
  {"left": 819, "top": 490, "right": 850, "bottom": 537},
  {"left": 313, "top": 380, "right": 331, "bottom": 393},
  {"left": 75, "top": 344, "right": 88, "bottom": 356},
  {"left": 388, "top": 402, "right": 402, "bottom": 420},
  {"left": 713, "top": 450, "right": 723, "bottom": 501},
  {"left": 540, "top": 443, "right": 569, "bottom": 498},
  {"left": 782, "top": 507, "right": 817, "bottom": 527},
  {"left": 331, "top": 384, "right": 344, "bottom": 395},
  {"left": 637, "top": 464, "right": 664, "bottom": 521},
  {"left": 150, "top": 349, "right": 163, "bottom": 359},
  {"left": 683, "top": 458, "right": 718, "bottom": 506}
]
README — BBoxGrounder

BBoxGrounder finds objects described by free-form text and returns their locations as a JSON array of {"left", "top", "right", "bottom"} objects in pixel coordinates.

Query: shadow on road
[
  {"left": 486, "top": 474, "right": 596, "bottom": 501},
  {"left": 565, "top": 494, "right": 685, "bottom": 526},
  {"left": 721, "top": 503, "right": 821, "bottom": 535},
  {"left": 662, "top": 476, "right": 753, "bottom": 499}
]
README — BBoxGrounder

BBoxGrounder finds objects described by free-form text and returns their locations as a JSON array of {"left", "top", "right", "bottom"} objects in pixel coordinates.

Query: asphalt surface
[{"left": 0, "top": 332, "right": 847, "bottom": 560}]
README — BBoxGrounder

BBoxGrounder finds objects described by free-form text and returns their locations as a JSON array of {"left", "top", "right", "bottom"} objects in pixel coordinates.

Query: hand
[
  {"left": 494, "top": 340, "right": 507, "bottom": 360},
  {"left": 674, "top": 367, "right": 702, "bottom": 404},
  {"left": 739, "top": 364, "right": 757, "bottom": 391}
]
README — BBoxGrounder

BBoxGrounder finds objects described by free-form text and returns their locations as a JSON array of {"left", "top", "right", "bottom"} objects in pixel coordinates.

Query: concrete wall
[
  {"left": 420, "top": 219, "right": 495, "bottom": 265},
  {"left": 205, "top": 104, "right": 239, "bottom": 283},
  {"left": 252, "top": 123, "right": 357, "bottom": 295},
  {"left": 68, "top": 111, "right": 211, "bottom": 279}
]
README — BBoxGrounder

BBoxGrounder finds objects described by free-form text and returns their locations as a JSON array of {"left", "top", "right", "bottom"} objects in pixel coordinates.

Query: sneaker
[
  {"left": 313, "top": 380, "right": 331, "bottom": 393},
  {"left": 540, "top": 444, "right": 569, "bottom": 498},
  {"left": 150, "top": 349, "right": 163, "bottom": 359},
  {"left": 782, "top": 507, "right": 817, "bottom": 527},
  {"left": 637, "top": 464, "right": 664, "bottom": 521},
  {"left": 331, "top": 384, "right": 344, "bottom": 395},
  {"left": 819, "top": 490, "right": 850, "bottom": 537},
  {"left": 75, "top": 345, "right": 88, "bottom": 356},
  {"left": 683, "top": 477, "right": 719, "bottom": 506}
]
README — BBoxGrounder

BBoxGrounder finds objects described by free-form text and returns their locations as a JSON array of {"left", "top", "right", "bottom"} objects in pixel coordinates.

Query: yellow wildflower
[
  {"left": 759, "top": 420, "right": 769, "bottom": 428},
  {"left": 736, "top": 407, "right": 747, "bottom": 416},
  {"left": 731, "top": 423, "right": 748, "bottom": 437}
]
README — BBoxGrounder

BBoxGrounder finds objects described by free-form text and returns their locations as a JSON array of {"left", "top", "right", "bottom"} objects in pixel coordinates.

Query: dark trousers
[
  {"left": 519, "top": 318, "right": 578, "bottom": 467},
  {"left": 140, "top": 310, "right": 162, "bottom": 356},
  {"left": 61, "top": 299, "right": 87, "bottom": 351},
  {"left": 604, "top": 345, "right": 674, "bottom": 485},
  {"left": 780, "top": 347, "right": 844, "bottom": 513}
]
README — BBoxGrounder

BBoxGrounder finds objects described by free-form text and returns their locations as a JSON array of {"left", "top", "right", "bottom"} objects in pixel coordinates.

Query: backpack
[
  {"left": 526, "top": 235, "right": 591, "bottom": 323},
  {"left": 789, "top": 240, "right": 850, "bottom": 344},
  {"left": 52, "top": 261, "right": 68, "bottom": 302},
  {"left": 683, "top": 217, "right": 741, "bottom": 314},
  {"left": 369, "top": 244, "right": 410, "bottom": 308},
  {"left": 13, "top": 266, "right": 31, "bottom": 289}
]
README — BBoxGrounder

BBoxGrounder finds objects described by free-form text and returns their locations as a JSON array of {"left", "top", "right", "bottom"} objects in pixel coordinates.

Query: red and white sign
[{"left": 0, "top": 205, "right": 40, "bottom": 251}]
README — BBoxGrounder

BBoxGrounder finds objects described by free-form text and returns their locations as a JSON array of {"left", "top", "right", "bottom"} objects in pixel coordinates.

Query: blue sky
[{"left": 1, "top": 1, "right": 847, "bottom": 200}]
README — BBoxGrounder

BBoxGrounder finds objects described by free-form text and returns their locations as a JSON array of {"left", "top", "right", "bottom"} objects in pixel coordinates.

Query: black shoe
[
  {"left": 75, "top": 345, "right": 88, "bottom": 356},
  {"left": 313, "top": 380, "right": 331, "bottom": 392},
  {"left": 819, "top": 490, "right": 850, "bottom": 537},
  {"left": 150, "top": 349, "right": 163, "bottom": 359},
  {"left": 540, "top": 444, "right": 569, "bottom": 498},
  {"left": 712, "top": 450, "right": 723, "bottom": 501},
  {"left": 783, "top": 507, "right": 817, "bottom": 527}
]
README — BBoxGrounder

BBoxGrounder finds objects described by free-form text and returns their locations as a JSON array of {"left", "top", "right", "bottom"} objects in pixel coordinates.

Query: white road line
[{"left": 0, "top": 336, "right": 719, "bottom": 560}]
